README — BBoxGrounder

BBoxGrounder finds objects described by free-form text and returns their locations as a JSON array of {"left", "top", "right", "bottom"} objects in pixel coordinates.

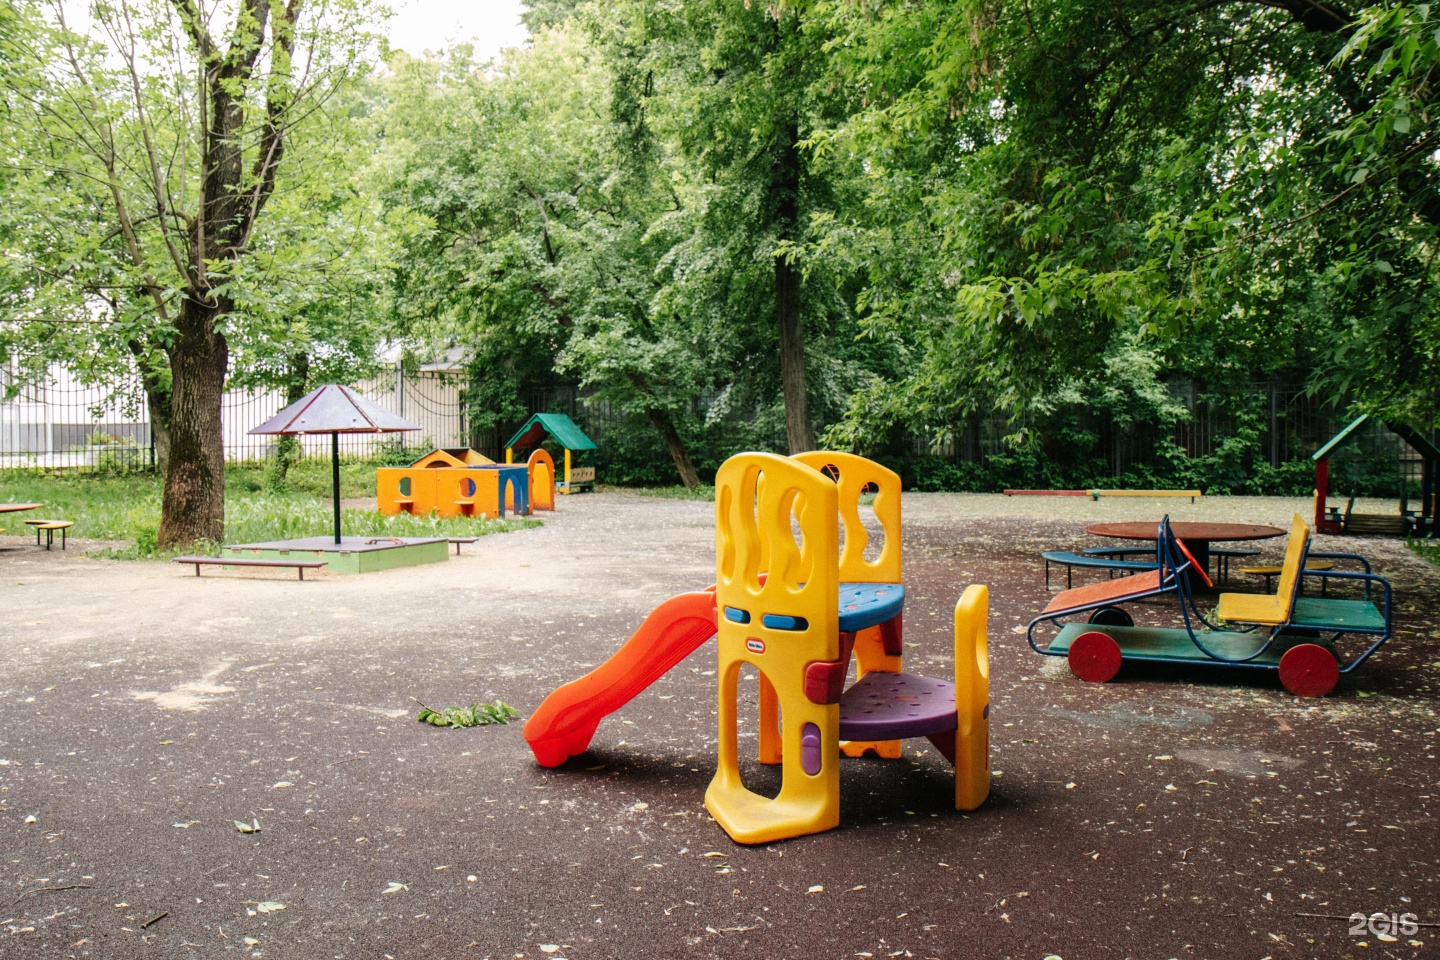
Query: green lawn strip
[
  {"left": 619, "top": 484, "right": 716, "bottom": 501},
  {"left": 1, "top": 464, "right": 539, "bottom": 559},
  {"left": 1408, "top": 538, "right": 1440, "bottom": 567}
]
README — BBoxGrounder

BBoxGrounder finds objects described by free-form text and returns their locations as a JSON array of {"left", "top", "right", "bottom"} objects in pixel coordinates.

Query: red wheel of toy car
[
  {"left": 1173, "top": 537, "right": 1212, "bottom": 588},
  {"left": 1278, "top": 643, "right": 1339, "bottom": 697},
  {"left": 1068, "top": 631, "right": 1123, "bottom": 683}
]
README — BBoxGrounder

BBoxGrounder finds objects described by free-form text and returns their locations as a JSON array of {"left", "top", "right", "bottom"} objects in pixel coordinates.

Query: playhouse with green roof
[{"left": 505, "top": 413, "right": 597, "bottom": 495}]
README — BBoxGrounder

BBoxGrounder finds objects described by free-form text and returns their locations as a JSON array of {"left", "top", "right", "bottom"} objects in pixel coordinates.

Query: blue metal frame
[
  {"left": 1027, "top": 519, "right": 1393, "bottom": 675},
  {"left": 1027, "top": 517, "right": 1212, "bottom": 653}
]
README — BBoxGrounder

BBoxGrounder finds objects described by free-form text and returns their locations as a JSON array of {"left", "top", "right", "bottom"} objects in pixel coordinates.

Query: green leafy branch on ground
[{"left": 412, "top": 698, "right": 520, "bottom": 728}]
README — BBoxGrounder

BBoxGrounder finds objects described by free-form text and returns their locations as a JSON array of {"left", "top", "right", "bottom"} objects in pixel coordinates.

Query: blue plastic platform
[{"left": 721, "top": 581, "right": 905, "bottom": 633}]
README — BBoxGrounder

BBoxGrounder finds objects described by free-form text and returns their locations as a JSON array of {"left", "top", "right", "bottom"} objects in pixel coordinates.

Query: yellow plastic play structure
[{"left": 706, "top": 451, "right": 990, "bottom": 844}]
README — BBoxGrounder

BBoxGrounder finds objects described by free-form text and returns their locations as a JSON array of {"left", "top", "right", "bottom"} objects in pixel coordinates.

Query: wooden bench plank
[
  {"left": 447, "top": 537, "right": 480, "bottom": 555},
  {"left": 173, "top": 557, "right": 328, "bottom": 580}
]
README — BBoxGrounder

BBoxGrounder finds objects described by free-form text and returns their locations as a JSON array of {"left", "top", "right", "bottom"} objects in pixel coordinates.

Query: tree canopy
[{"left": 2, "top": 0, "right": 1435, "bottom": 509}]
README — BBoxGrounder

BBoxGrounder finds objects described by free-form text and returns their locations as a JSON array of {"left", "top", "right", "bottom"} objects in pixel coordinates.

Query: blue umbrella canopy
[{"left": 249, "top": 385, "right": 421, "bottom": 543}]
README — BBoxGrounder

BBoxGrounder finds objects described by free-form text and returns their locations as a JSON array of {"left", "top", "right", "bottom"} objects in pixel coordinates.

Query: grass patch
[
  {"left": 617, "top": 483, "right": 716, "bottom": 501},
  {"left": 2, "top": 462, "right": 540, "bottom": 559},
  {"left": 1408, "top": 538, "right": 1440, "bottom": 566}
]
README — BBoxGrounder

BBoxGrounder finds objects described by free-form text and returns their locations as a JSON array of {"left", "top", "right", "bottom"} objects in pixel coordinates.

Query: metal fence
[
  {"left": 0, "top": 363, "right": 468, "bottom": 470},
  {"left": 3, "top": 362, "right": 1429, "bottom": 492},
  {"left": 931, "top": 380, "right": 1351, "bottom": 477}
]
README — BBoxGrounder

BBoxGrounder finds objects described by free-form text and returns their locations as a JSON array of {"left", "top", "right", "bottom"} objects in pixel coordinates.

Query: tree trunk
[
  {"left": 773, "top": 127, "right": 815, "bottom": 454},
  {"left": 129, "top": 339, "right": 172, "bottom": 477},
  {"left": 775, "top": 252, "right": 813, "bottom": 454},
  {"left": 146, "top": 389, "right": 172, "bottom": 479},
  {"left": 158, "top": 303, "right": 229, "bottom": 548},
  {"left": 645, "top": 405, "right": 701, "bottom": 489}
]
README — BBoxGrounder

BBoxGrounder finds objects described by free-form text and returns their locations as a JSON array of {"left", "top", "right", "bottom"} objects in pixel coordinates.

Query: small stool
[{"left": 24, "top": 519, "right": 74, "bottom": 550}]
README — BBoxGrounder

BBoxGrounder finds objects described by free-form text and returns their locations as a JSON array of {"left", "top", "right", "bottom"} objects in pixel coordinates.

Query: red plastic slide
[{"left": 524, "top": 589, "right": 719, "bottom": 767}]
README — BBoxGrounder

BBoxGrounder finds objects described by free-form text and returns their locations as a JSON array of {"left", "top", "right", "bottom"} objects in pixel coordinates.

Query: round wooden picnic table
[
  {"left": 1085, "top": 521, "right": 1285, "bottom": 591},
  {"left": 0, "top": 504, "right": 44, "bottom": 549}
]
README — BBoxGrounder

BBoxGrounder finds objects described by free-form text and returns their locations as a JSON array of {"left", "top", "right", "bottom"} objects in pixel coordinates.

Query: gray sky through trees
[{"left": 387, "top": 0, "right": 528, "bottom": 58}]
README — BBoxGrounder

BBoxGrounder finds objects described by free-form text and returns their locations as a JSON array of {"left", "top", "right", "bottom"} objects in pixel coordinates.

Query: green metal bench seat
[{"left": 1288, "top": 596, "right": 1387, "bottom": 632}]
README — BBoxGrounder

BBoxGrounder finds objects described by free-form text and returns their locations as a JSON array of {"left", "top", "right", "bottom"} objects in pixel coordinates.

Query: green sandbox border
[{"left": 221, "top": 539, "right": 450, "bottom": 574}]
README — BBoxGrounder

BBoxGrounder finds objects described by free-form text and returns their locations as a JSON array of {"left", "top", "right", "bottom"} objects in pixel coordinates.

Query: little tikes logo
[{"left": 746, "top": 639, "right": 766, "bottom": 654}]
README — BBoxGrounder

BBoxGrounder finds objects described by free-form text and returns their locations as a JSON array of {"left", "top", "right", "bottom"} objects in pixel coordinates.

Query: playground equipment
[
  {"left": 1005, "top": 489, "right": 1202, "bottom": 502},
  {"left": 527, "top": 448, "right": 556, "bottom": 511},
  {"left": 523, "top": 450, "right": 991, "bottom": 844},
  {"left": 1026, "top": 515, "right": 1393, "bottom": 697},
  {"left": 1313, "top": 415, "right": 1437, "bottom": 537},
  {"left": 377, "top": 448, "right": 529, "bottom": 519},
  {"left": 505, "top": 413, "right": 596, "bottom": 494}
]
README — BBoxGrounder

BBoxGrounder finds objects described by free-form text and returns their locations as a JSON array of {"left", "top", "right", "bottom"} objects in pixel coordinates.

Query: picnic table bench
[
  {"left": 1084, "top": 545, "right": 1257, "bottom": 581},
  {"left": 23, "top": 518, "right": 74, "bottom": 550},
  {"left": 173, "top": 556, "right": 328, "bottom": 580},
  {"left": 1042, "top": 550, "right": 1158, "bottom": 589}
]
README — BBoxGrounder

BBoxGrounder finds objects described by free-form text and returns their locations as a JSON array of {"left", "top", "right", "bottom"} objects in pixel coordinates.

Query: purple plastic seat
[{"left": 838, "top": 671, "right": 958, "bottom": 741}]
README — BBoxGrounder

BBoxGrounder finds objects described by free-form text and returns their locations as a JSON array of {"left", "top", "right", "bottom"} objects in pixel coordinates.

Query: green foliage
[
  {"left": 623, "top": 484, "right": 717, "bottom": 501},
  {"left": 415, "top": 700, "right": 520, "bottom": 727},
  {"left": 1408, "top": 538, "right": 1440, "bottom": 567},
  {"left": 800, "top": 0, "right": 1440, "bottom": 447},
  {"left": 8, "top": 0, "right": 1437, "bottom": 499}
]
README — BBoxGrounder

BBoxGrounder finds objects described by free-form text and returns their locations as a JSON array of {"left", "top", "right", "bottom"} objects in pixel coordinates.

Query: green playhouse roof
[
  {"left": 506, "top": 413, "right": 596, "bottom": 452},
  {"left": 1312, "top": 414, "right": 1370, "bottom": 461},
  {"left": 1312, "top": 414, "right": 1440, "bottom": 463}
]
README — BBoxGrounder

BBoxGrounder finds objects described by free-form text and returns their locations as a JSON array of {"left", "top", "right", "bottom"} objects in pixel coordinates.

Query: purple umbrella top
[{"left": 248, "top": 384, "right": 421, "bottom": 436}]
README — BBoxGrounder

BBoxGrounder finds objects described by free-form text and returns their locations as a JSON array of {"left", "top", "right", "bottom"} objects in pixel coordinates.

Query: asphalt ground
[{"left": 1, "top": 491, "right": 1437, "bottom": 960}]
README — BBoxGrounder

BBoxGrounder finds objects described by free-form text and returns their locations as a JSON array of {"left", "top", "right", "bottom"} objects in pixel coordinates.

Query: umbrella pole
[{"left": 332, "top": 432, "right": 342, "bottom": 544}]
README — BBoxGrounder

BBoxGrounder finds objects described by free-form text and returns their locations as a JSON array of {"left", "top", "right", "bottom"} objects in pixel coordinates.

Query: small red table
[{"left": 1085, "top": 521, "right": 1285, "bottom": 590}]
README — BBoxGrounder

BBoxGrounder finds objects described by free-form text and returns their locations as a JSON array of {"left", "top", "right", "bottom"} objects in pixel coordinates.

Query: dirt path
[{"left": 1, "top": 492, "right": 1436, "bottom": 959}]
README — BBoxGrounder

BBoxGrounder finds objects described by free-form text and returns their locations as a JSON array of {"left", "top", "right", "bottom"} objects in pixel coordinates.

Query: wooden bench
[
  {"left": 173, "top": 556, "right": 328, "bottom": 580},
  {"left": 448, "top": 537, "right": 479, "bottom": 555},
  {"left": 23, "top": 519, "right": 74, "bottom": 550},
  {"left": 1089, "top": 489, "right": 1202, "bottom": 503},
  {"left": 1042, "top": 550, "right": 1158, "bottom": 589}
]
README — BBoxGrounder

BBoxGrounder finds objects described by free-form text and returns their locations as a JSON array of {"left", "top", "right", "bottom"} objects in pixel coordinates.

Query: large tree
[
  {"left": 620, "top": 0, "right": 858, "bottom": 454},
  {"left": 1, "top": 0, "right": 383, "bottom": 545},
  {"left": 377, "top": 30, "right": 718, "bottom": 487},
  {"left": 802, "top": 0, "right": 1440, "bottom": 444}
]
